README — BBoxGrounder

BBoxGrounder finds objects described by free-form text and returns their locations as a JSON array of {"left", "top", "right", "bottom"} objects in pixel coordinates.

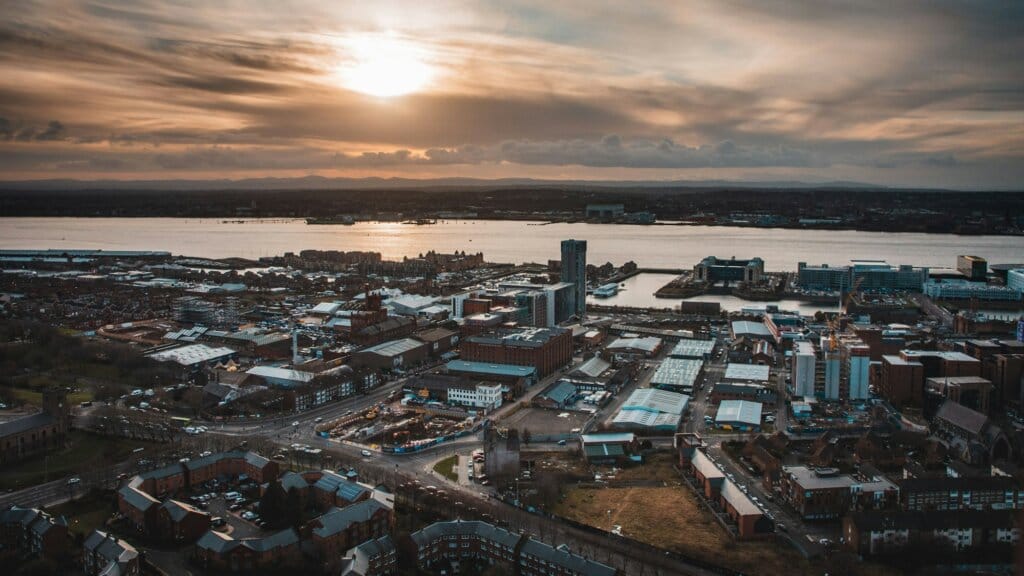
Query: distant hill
[{"left": 0, "top": 175, "right": 900, "bottom": 193}]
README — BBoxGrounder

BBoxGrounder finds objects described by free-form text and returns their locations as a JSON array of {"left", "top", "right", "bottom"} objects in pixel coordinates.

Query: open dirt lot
[
  {"left": 555, "top": 485, "right": 812, "bottom": 575},
  {"left": 500, "top": 406, "right": 591, "bottom": 436}
]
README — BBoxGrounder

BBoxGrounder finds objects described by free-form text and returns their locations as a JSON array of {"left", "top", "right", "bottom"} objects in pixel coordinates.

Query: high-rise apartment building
[{"left": 560, "top": 239, "right": 587, "bottom": 319}]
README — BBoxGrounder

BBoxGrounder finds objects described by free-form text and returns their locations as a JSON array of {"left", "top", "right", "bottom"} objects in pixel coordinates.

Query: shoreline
[{"left": 1, "top": 214, "right": 1022, "bottom": 237}]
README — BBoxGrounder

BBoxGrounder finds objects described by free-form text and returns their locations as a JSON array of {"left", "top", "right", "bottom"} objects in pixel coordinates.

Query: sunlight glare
[{"left": 338, "top": 35, "right": 434, "bottom": 98}]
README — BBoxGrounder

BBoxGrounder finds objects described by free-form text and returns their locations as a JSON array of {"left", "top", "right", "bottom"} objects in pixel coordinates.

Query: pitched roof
[
  {"left": 519, "top": 538, "right": 617, "bottom": 576},
  {"left": 311, "top": 499, "right": 390, "bottom": 538},
  {"left": 0, "top": 412, "right": 55, "bottom": 438},
  {"left": 161, "top": 499, "right": 205, "bottom": 522},
  {"left": 935, "top": 400, "right": 988, "bottom": 436}
]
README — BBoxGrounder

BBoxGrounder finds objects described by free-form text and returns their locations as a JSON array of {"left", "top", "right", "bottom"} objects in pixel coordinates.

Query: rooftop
[
  {"left": 360, "top": 338, "right": 425, "bottom": 357},
  {"left": 148, "top": 344, "right": 235, "bottom": 366},
  {"left": 621, "top": 387, "right": 690, "bottom": 415},
  {"left": 715, "top": 400, "right": 763, "bottom": 426},
  {"left": 445, "top": 360, "right": 536, "bottom": 378},
  {"left": 724, "top": 363, "right": 771, "bottom": 382}
]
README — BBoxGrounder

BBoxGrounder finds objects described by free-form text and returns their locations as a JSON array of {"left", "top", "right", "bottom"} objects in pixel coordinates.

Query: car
[
  {"left": 556, "top": 439, "right": 567, "bottom": 446},
  {"left": 819, "top": 538, "right": 831, "bottom": 546},
  {"left": 67, "top": 477, "right": 81, "bottom": 486},
  {"left": 241, "top": 511, "right": 256, "bottom": 520},
  {"left": 199, "top": 451, "right": 212, "bottom": 458},
  {"left": 228, "top": 503, "right": 242, "bottom": 511},
  {"left": 611, "top": 525, "right": 623, "bottom": 536},
  {"left": 776, "top": 523, "right": 788, "bottom": 532},
  {"left": 291, "top": 421, "right": 299, "bottom": 427},
  {"left": 361, "top": 449, "right": 372, "bottom": 457},
  {"left": 211, "top": 517, "right": 226, "bottom": 527},
  {"left": 314, "top": 416, "right": 323, "bottom": 423}
]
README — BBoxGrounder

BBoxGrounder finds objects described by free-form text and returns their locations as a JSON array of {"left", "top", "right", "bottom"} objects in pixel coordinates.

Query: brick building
[
  {"left": 0, "top": 388, "right": 70, "bottom": 465},
  {"left": 83, "top": 530, "right": 140, "bottom": 576},
  {"left": 460, "top": 327, "right": 572, "bottom": 377},
  {"left": 309, "top": 499, "right": 394, "bottom": 571},
  {"left": 779, "top": 466, "right": 898, "bottom": 520},
  {"left": 899, "top": 475, "right": 1024, "bottom": 511},
  {"left": 0, "top": 505, "right": 69, "bottom": 563},
  {"left": 194, "top": 528, "right": 301, "bottom": 573}
]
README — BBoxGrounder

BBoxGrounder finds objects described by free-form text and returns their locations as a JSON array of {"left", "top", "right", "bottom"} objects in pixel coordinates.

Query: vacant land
[
  {"left": 433, "top": 455, "right": 458, "bottom": 482},
  {"left": 0, "top": 431, "right": 151, "bottom": 490},
  {"left": 10, "top": 387, "right": 94, "bottom": 406},
  {"left": 555, "top": 485, "right": 810, "bottom": 575},
  {"left": 500, "top": 406, "right": 591, "bottom": 437}
]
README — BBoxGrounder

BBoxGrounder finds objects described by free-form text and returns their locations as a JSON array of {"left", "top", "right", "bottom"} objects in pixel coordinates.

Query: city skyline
[{"left": 0, "top": 1, "right": 1022, "bottom": 189}]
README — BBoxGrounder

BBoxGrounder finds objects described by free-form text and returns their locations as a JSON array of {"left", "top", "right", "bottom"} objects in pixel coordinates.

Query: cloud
[{"left": 0, "top": 0, "right": 1021, "bottom": 187}]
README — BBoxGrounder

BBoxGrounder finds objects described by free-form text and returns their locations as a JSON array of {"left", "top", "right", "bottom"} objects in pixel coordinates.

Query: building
[
  {"left": 83, "top": 530, "right": 139, "bottom": 576},
  {"left": 925, "top": 376, "right": 993, "bottom": 414},
  {"left": 406, "top": 374, "right": 503, "bottom": 411},
  {"left": 482, "top": 424, "right": 520, "bottom": 480},
  {"left": 695, "top": 256, "right": 764, "bottom": 284},
  {"left": 798, "top": 260, "right": 929, "bottom": 292},
  {"left": 245, "top": 365, "right": 315, "bottom": 389},
  {"left": 0, "top": 388, "right": 70, "bottom": 465},
  {"left": 413, "top": 327, "right": 459, "bottom": 356},
  {"left": 612, "top": 388, "right": 688, "bottom": 432},
  {"left": 340, "top": 535, "right": 396, "bottom": 576},
  {"left": 533, "top": 380, "right": 578, "bottom": 410},
  {"left": 958, "top": 255, "right": 989, "bottom": 281},
  {"left": 723, "top": 363, "right": 771, "bottom": 384},
  {"left": 157, "top": 499, "right": 210, "bottom": 543},
  {"left": 649, "top": 357, "right": 703, "bottom": 394},
  {"left": 1008, "top": 268, "right": 1024, "bottom": 294},
  {"left": 880, "top": 354, "right": 925, "bottom": 408},
  {"left": 924, "top": 279, "right": 1022, "bottom": 301},
  {"left": 898, "top": 475, "right": 1024, "bottom": 511},
  {"left": 846, "top": 343, "right": 872, "bottom": 400},
  {"left": 796, "top": 262, "right": 850, "bottom": 291},
  {"left": 579, "top": 433, "right": 639, "bottom": 464},
  {"left": 585, "top": 203, "right": 625, "bottom": 219},
  {"left": 709, "top": 382, "right": 776, "bottom": 405},
  {"left": 560, "top": 239, "right": 587, "bottom": 319},
  {"left": 605, "top": 336, "right": 663, "bottom": 358},
  {"left": 714, "top": 400, "right": 763, "bottom": 431},
  {"left": 676, "top": 437, "right": 767, "bottom": 538},
  {"left": 148, "top": 344, "right": 236, "bottom": 378},
  {"left": 409, "top": 520, "right": 617, "bottom": 576},
  {"left": 351, "top": 338, "right": 429, "bottom": 370},
  {"left": 780, "top": 466, "right": 897, "bottom": 520},
  {"left": 931, "top": 400, "right": 1011, "bottom": 463},
  {"left": 0, "top": 505, "right": 69, "bottom": 563},
  {"left": 444, "top": 359, "right": 536, "bottom": 390},
  {"left": 669, "top": 339, "right": 716, "bottom": 360},
  {"left": 844, "top": 509, "right": 1019, "bottom": 557},
  {"left": 460, "top": 327, "right": 572, "bottom": 377},
  {"left": 194, "top": 528, "right": 301, "bottom": 572},
  {"left": 309, "top": 500, "right": 394, "bottom": 571},
  {"left": 792, "top": 341, "right": 817, "bottom": 397}
]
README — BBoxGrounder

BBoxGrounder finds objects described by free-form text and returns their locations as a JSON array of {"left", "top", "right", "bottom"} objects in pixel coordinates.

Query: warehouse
[
  {"left": 605, "top": 336, "right": 663, "bottom": 358},
  {"left": 612, "top": 388, "right": 688, "bottom": 432},
  {"left": 351, "top": 338, "right": 429, "bottom": 370},
  {"left": 723, "top": 363, "right": 771, "bottom": 383},
  {"left": 714, "top": 400, "right": 763, "bottom": 431},
  {"left": 650, "top": 358, "right": 703, "bottom": 394},
  {"left": 668, "top": 339, "right": 716, "bottom": 360}
]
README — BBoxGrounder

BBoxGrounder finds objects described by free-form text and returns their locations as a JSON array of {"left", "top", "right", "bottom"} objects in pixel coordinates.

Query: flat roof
[
  {"left": 149, "top": 344, "right": 235, "bottom": 366},
  {"left": 361, "top": 338, "right": 425, "bottom": 357},
  {"left": 581, "top": 432, "right": 635, "bottom": 444},
  {"left": 246, "top": 366, "right": 315, "bottom": 384},
  {"left": 669, "top": 339, "right": 716, "bottom": 358},
  {"left": 607, "top": 336, "right": 662, "bottom": 353},
  {"left": 445, "top": 360, "right": 536, "bottom": 378},
  {"left": 621, "top": 387, "right": 689, "bottom": 415},
  {"left": 731, "top": 320, "right": 772, "bottom": 337},
  {"left": 724, "top": 363, "right": 771, "bottom": 382}
]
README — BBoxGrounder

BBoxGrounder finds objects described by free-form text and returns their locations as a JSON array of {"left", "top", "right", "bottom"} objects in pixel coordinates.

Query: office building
[
  {"left": 461, "top": 327, "right": 573, "bottom": 377},
  {"left": 1008, "top": 269, "right": 1024, "bottom": 294},
  {"left": 560, "top": 239, "right": 587, "bottom": 319},
  {"left": 796, "top": 260, "right": 929, "bottom": 292},
  {"left": 957, "top": 255, "right": 988, "bottom": 281},
  {"left": 695, "top": 256, "right": 764, "bottom": 283}
]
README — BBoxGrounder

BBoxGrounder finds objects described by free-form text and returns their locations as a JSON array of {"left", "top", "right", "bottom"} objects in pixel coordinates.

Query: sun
[{"left": 337, "top": 34, "right": 434, "bottom": 98}]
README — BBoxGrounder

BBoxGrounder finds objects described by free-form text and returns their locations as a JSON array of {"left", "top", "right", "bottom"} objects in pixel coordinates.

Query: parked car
[
  {"left": 361, "top": 449, "right": 372, "bottom": 457},
  {"left": 67, "top": 477, "right": 81, "bottom": 486},
  {"left": 211, "top": 517, "right": 226, "bottom": 527}
]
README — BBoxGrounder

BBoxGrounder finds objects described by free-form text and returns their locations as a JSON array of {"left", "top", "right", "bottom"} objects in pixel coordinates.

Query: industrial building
[
  {"left": 612, "top": 388, "right": 689, "bottom": 432},
  {"left": 605, "top": 336, "right": 663, "bottom": 357},
  {"left": 714, "top": 400, "right": 763, "bottom": 431},
  {"left": 350, "top": 338, "right": 429, "bottom": 370},
  {"left": 444, "top": 360, "right": 537, "bottom": 387},
  {"left": 668, "top": 338, "right": 716, "bottom": 360},
  {"left": 649, "top": 357, "right": 703, "bottom": 394},
  {"left": 723, "top": 363, "right": 770, "bottom": 383}
]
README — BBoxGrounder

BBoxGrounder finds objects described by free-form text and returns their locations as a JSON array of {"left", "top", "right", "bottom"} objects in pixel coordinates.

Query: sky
[{"left": 1, "top": 0, "right": 1022, "bottom": 189}]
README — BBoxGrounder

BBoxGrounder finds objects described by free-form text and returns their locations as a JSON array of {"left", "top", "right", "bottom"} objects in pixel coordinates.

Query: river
[{"left": 1, "top": 217, "right": 1022, "bottom": 272}]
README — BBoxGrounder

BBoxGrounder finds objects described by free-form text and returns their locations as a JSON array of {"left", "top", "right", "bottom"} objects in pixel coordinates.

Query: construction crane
[{"left": 829, "top": 276, "right": 864, "bottom": 351}]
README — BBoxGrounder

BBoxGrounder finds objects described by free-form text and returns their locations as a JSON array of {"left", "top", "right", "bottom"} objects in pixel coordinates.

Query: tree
[{"left": 259, "top": 480, "right": 288, "bottom": 529}]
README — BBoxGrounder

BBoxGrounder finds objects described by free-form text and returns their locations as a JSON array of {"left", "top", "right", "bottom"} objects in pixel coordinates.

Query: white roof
[
  {"left": 721, "top": 479, "right": 761, "bottom": 516},
  {"left": 311, "top": 302, "right": 342, "bottom": 315},
  {"left": 362, "top": 338, "right": 425, "bottom": 357},
  {"left": 731, "top": 320, "right": 772, "bottom": 337},
  {"left": 650, "top": 358, "right": 703, "bottom": 389},
  {"left": 715, "top": 400, "right": 763, "bottom": 426},
  {"left": 621, "top": 387, "right": 689, "bottom": 415},
  {"left": 574, "top": 356, "right": 611, "bottom": 379},
  {"left": 246, "top": 366, "right": 315, "bottom": 384},
  {"left": 612, "top": 410, "right": 681, "bottom": 429},
  {"left": 607, "top": 336, "right": 662, "bottom": 353},
  {"left": 724, "top": 363, "right": 771, "bottom": 382},
  {"left": 149, "top": 344, "right": 235, "bottom": 366},
  {"left": 669, "top": 339, "right": 715, "bottom": 358}
]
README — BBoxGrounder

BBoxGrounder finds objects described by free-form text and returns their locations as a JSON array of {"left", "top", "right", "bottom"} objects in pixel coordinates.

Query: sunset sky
[{"left": 1, "top": 1, "right": 1022, "bottom": 188}]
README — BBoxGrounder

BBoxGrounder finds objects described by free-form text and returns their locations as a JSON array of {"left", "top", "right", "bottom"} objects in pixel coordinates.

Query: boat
[{"left": 401, "top": 218, "right": 437, "bottom": 225}]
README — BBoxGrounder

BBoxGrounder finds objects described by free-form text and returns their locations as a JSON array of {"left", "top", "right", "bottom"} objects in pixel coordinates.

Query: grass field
[
  {"left": 433, "top": 455, "right": 459, "bottom": 482},
  {"left": 10, "top": 387, "right": 94, "bottom": 406},
  {"left": 45, "top": 490, "right": 115, "bottom": 538},
  {"left": 555, "top": 485, "right": 812, "bottom": 575},
  {"left": 0, "top": 431, "right": 150, "bottom": 491}
]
